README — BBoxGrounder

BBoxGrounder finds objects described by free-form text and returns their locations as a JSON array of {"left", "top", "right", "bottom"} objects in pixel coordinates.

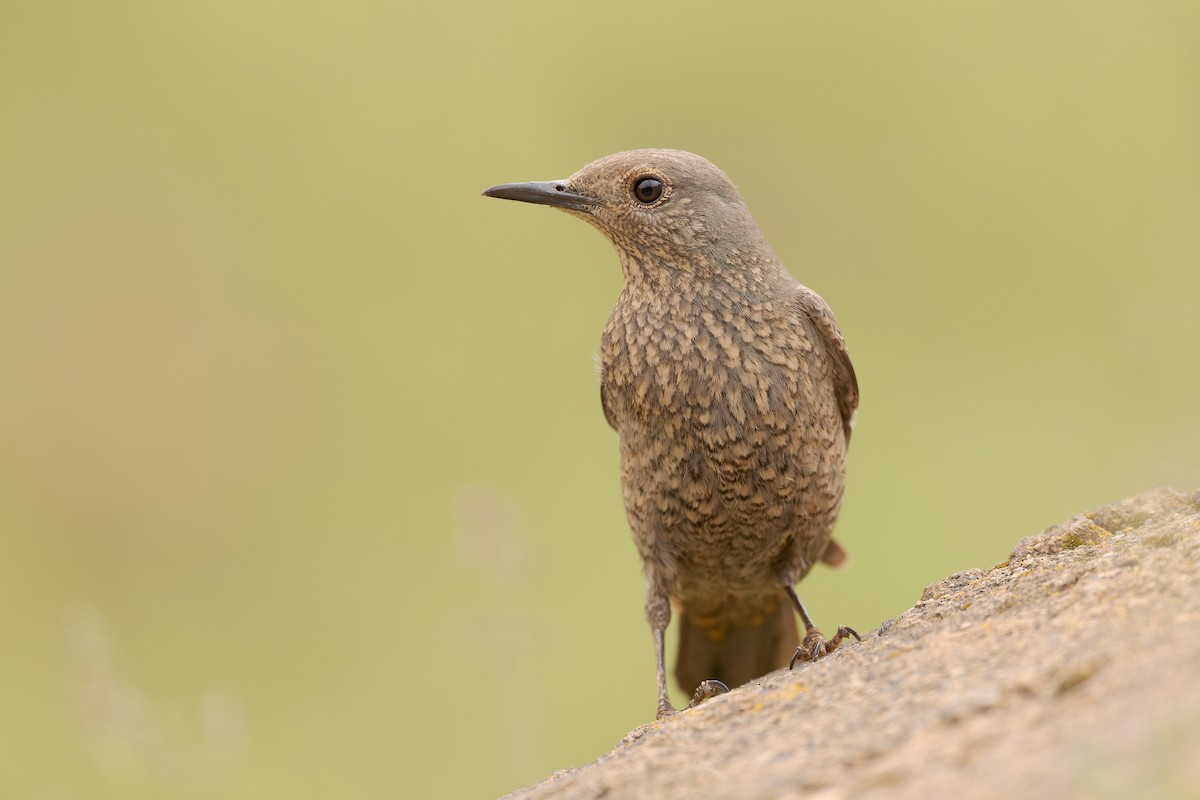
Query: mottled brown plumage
[{"left": 484, "top": 150, "right": 860, "bottom": 719}]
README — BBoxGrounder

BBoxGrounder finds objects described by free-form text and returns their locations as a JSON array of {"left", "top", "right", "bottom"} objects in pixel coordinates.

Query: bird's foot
[
  {"left": 789, "top": 625, "right": 861, "bottom": 669},
  {"left": 684, "top": 679, "right": 729, "bottom": 709},
  {"left": 656, "top": 679, "right": 729, "bottom": 720}
]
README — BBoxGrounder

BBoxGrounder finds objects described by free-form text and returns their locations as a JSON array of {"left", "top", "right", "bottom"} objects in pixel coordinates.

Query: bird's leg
[
  {"left": 645, "top": 582, "right": 675, "bottom": 719},
  {"left": 646, "top": 579, "right": 729, "bottom": 718},
  {"left": 785, "top": 584, "right": 861, "bottom": 668},
  {"left": 649, "top": 613, "right": 730, "bottom": 718}
]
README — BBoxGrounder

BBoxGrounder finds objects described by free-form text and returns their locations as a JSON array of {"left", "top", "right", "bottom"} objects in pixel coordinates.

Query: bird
[{"left": 483, "top": 149, "right": 860, "bottom": 720}]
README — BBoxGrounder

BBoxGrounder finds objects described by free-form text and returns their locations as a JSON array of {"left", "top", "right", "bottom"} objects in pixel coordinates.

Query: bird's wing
[
  {"left": 600, "top": 382, "right": 618, "bottom": 431},
  {"left": 790, "top": 285, "right": 859, "bottom": 446}
]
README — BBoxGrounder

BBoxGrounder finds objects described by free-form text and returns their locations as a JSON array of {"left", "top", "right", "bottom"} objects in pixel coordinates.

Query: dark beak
[{"left": 482, "top": 180, "right": 600, "bottom": 211}]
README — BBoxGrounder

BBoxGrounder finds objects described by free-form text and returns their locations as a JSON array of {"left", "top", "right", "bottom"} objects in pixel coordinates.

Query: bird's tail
[
  {"left": 674, "top": 538, "right": 848, "bottom": 692},
  {"left": 674, "top": 594, "right": 800, "bottom": 693}
]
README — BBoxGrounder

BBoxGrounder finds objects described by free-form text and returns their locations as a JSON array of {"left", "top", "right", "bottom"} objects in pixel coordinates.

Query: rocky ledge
[{"left": 505, "top": 487, "right": 1200, "bottom": 800}]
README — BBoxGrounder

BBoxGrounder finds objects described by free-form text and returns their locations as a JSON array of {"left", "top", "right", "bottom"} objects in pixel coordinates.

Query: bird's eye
[{"left": 632, "top": 176, "right": 664, "bottom": 205}]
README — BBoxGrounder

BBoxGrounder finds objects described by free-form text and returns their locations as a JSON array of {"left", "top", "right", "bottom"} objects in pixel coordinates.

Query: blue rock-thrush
[{"left": 484, "top": 150, "right": 860, "bottom": 719}]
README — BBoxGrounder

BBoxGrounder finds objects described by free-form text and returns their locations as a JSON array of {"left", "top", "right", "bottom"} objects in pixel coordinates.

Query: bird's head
[{"left": 484, "top": 149, "right": 777, "bottom": 284}]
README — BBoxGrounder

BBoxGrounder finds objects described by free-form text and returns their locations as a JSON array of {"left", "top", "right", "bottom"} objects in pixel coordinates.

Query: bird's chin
[{"left": 557, "top": 206, "right": 598, "bottom": 222}]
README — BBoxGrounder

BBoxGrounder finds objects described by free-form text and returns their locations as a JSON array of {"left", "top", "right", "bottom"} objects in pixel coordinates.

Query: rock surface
[{"left": 505, "top": 487, "right": 1200, "bottom": 800}]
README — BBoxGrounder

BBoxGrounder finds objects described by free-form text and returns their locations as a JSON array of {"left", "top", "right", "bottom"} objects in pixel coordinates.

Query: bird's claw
[
  {"left": 684, "top": 679, "right": 730, "bottom": 709},
  {"left": 657, "top": 679, "right": 730, "bottom": 720},
  {"left": 789, "top": 625, "right": 862, "bottom": 669}
]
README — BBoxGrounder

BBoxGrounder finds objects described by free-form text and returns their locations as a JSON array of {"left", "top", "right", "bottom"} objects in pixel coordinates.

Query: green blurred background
[{"left": 2, "top": 2, "right": 1198, "bottom": 797}]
